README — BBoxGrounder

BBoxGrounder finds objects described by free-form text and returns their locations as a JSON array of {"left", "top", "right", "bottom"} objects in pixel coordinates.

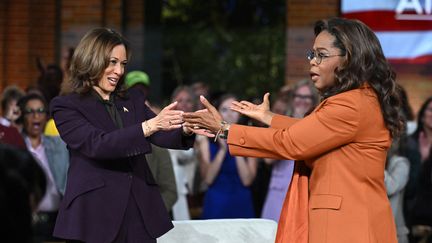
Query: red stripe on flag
[
  {"left": 388, "top": 54, "right": 432, "bottom": 64},
  {"left": 343, "top": 11, "right": 432, "bottom": 31}
]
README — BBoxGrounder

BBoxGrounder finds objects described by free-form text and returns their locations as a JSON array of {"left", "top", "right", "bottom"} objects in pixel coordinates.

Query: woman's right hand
[
  {"left": 143, "top": 101, "right": 184, "bottom": 137},
  {"left": 230, "top": 93, "right": 274, "bottom": 126}
]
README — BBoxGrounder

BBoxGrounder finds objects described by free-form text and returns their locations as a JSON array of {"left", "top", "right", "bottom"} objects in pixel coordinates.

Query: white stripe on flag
[
  {"left": 376, "top": 31, "right": 432, "bottom": 59},
  {"left": 342, "top": 0, "right": 397, "bottom": 13}
]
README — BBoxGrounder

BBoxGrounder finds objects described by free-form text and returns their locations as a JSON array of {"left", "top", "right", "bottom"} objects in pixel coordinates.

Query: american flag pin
[{"left": 123, "top": 107, "right": 129, "bottom": 112}]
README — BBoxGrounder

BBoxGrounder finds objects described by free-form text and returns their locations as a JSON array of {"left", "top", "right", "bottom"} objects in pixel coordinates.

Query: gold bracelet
[{"left": 143, "top": 120, "right": 152, "bottom": 137}]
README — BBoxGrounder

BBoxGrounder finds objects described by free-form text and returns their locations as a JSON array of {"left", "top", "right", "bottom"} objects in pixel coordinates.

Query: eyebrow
[
  {"left": 314, "top": 47, "right": 329, "bottom": 52},
  {"left": 110, "top": 57, "right": 128, "bottom": 62}
]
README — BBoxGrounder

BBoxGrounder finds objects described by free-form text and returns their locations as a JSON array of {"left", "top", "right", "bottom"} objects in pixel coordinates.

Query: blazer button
[{"left": 240, "top": 138, "right": 245, "bottom": 145}]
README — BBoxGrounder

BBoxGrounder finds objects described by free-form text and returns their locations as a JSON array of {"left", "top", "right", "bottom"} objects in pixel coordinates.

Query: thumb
[
  {"left": 263, "top": 92, "right": 270, "bottom": 107},
  {"left": 162, "top": 101, "right": 178, "bottom": 111},
  {"left": 200, "top": 95, "right": 218, "bottom": 114}
]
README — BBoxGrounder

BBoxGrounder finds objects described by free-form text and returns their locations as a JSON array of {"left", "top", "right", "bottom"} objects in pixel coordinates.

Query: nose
[
  {"left": 309, "top": 57, "right": 317, "bottom": 66},
  {"left": 114, "top": 63, "right": 124, "bottom": 76}
]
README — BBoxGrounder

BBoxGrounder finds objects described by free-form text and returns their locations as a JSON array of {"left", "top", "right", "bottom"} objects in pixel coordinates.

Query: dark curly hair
[
  {"left": 314, "top": 17, "right": 404, "bottom": 138},
  {"left": 60, "top": 28, "right": 130, "bottom": 97}
]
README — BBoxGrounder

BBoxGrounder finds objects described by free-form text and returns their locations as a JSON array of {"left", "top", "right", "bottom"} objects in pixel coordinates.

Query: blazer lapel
[{"left": 78, "top": 95, "right": 118, "bottom": 131}]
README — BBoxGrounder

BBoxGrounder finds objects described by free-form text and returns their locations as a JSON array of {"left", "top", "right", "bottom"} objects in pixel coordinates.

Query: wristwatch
[{"left": 219, "top": 124, "right": 230, "bottom": 139}]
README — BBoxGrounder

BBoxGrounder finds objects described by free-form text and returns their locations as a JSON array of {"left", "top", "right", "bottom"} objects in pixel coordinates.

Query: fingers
[{"left": 162, "top": 101, "right": 178, "bottom": 111}]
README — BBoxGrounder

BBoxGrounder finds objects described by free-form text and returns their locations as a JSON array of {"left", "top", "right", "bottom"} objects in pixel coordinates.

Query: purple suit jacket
[{"left": 50, "top": 89, "right": 194, "bottom": 243}]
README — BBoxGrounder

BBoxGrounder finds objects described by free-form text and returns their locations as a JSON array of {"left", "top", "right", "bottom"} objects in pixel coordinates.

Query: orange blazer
[{"left": 227, "top": 85, "right": 397, "bottom": 243}]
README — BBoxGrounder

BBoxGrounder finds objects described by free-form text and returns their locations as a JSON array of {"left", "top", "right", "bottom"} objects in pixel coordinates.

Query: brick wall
[{"left": 285, "top": 0, "right": 339, "bottom": 84}]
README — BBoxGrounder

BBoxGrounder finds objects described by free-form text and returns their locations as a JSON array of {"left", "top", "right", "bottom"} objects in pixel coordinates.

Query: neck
[
  {"left": 93, "top": 86, "right": 111, "bottom": 100},
  {"left": 28, "top": 135, "right": 41, "bottom": 149}
]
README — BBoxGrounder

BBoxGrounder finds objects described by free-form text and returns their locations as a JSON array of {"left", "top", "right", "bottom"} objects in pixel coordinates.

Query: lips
[
  {"left": 107, "top": 77, "right": 118, "bottom": 86},
  {"left": 310, "top": 71, "right": 319, "bottom": 81}
]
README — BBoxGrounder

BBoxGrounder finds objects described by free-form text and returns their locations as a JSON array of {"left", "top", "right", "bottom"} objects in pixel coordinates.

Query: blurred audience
[
  {"left": 125, "top": 71, "right": 178, "bottom": 213},
  {"left": 385, "top": 137, "right": 410, "bottom": 243},
  {"left": 197, "top": 93, "right": 257, "bottom": 219},
  {"left": 17, "top": 93, "right": 69, "bottom": 242},
  {"left": 404, "top": 96, "right": 432, "bottom": 242},
  {"left": 191, "top": 81, "right": 210, "bottom": 110},
  {"left": 0, "top": 85, "right": 25, "bottom": 129},
  {"left": 0, "top": 123, "right": 26, "bottom": 149},
  {"left": 261, "top": 79, "right": 318, "bottom": 222},
  {"left": 168, "top": 85, "right": 200, "bottom": 220},
  {"left": 0, "top": 143, "right": 46, "bottom": 243}
]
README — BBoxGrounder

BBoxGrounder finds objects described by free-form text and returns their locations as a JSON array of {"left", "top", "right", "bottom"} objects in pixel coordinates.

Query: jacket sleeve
[
  {"left": 270, "top": 114, "right": 300, "bottom": 129},
  {"left": 227, "top": 94, "right": 360, "bottom": 160},
  {"left": 385, "top": 155, "right": 410, "bottom": 196},
  {"left": 51, "top": 96, "right": 152, "bottom": 160}
]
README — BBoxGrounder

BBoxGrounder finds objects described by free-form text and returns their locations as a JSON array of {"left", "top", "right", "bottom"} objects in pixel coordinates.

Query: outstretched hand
[
  {"left": 230, "top": 93, "right": 274, "bottom": 126},
  {"left": 183, "top": 96, "right": 223, "bottom": 137},
  {"left": 151, "top": 101, "right": 184, "bottom": 131}
]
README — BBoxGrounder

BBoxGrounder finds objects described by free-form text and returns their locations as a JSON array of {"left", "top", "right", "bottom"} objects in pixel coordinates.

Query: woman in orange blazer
[{"left": 183, "top": 18, "right": 404, "bottom": 243}]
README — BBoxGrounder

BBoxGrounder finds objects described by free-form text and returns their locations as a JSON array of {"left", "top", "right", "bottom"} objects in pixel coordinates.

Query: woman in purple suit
[{"left": 50, "top": 28, "right": 195, "bottom": 243}]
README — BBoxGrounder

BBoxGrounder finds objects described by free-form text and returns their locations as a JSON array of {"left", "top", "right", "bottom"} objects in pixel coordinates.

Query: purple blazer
[{"left": 50, "top": 89, "right": 195, "bottom": 243}]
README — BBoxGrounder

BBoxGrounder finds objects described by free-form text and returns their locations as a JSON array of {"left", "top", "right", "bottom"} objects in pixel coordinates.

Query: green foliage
[{"left": 162, "top": 0, "right": 285, "bottom": 99}]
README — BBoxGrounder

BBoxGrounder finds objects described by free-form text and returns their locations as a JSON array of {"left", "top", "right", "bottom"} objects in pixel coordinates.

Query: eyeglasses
[
  {"left": 306, "top": 50, "right": 344, "bottom": 65},
  {"left": 293, "top": 94, "right": 313, "bottom": 100},
  {"left": 23, "top": 108, "right": 47, "bottom": 116}
]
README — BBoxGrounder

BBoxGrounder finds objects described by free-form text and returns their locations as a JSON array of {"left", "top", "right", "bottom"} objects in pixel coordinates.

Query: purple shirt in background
[{"left": 261, "top": 160, "right": 294, "bottom": 222}]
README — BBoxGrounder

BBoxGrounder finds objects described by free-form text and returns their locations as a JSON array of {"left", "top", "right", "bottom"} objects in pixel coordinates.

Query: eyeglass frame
[
  {"left": 306, "top": 49, "right": 345, "bottom": 65},
  {"left": 23, "top": 107, "right": 47, "bottom": 116}
]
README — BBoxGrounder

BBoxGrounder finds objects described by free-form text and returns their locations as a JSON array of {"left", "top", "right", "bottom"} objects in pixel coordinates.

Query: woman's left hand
[{"left": 147, "top": 101, "right": 184, "bottom": 133}]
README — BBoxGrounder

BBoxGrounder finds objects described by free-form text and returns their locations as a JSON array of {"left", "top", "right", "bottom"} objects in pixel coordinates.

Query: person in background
[
  {"left": 404, "top": 97, "right": 432, "bottom": 241},
  {"left": 17, "top": 93, "right": 69, "bottom": 242},
  {"left": 0, "top": 143, "right": 47, "bottom": 243},
  {"left": 184, "top": 17, "right": 403, "bottom": 243},
  {"left": 168, "top": 85, "right": 200, "bottom": 220},
  {"left": 125, "top": 70, "right": 151, "bottom": 98},
  {"left": 385, "top": 137, "right": 410, "bottom": 243},
  {"left": 261, "top": 79, "right": 318, "bottom": 222},
  {"left": 191, "top": 82, "right": 210, "bottom": 110},
  {"left": 125, "top": 71, "right": 178, "bottom": 213},
  {"left": 0, "top": 85, "right": 25, "bottom": 129},
  {"left": 196, "top": 93, "right": 257, "bottom": 219},
  {"left": 0, "top": 123, "right": 26, "bottom": 149},
  {"left": 51, "top": 28, "right": 195, "bottom": 243}
]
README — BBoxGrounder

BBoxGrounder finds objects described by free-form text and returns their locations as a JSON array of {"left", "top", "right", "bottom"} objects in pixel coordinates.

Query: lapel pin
[{"left": 123, "top": 107, "right": 129, "bottom": 112}]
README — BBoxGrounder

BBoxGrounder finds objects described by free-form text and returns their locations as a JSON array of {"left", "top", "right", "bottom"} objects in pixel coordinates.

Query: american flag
[{"left": 341, "top": 0, "right": 432, "bottom": 64}]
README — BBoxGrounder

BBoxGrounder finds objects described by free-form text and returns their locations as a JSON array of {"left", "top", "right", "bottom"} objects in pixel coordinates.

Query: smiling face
[
  {"left": 309, "top": 31, "right": 344, "bottom": 92},
  {"left": 93, "top": 44, "right": 128, "bottom": 99},
  {"left": 23, "top": 99, "right": 47, "bottom": 139}
]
